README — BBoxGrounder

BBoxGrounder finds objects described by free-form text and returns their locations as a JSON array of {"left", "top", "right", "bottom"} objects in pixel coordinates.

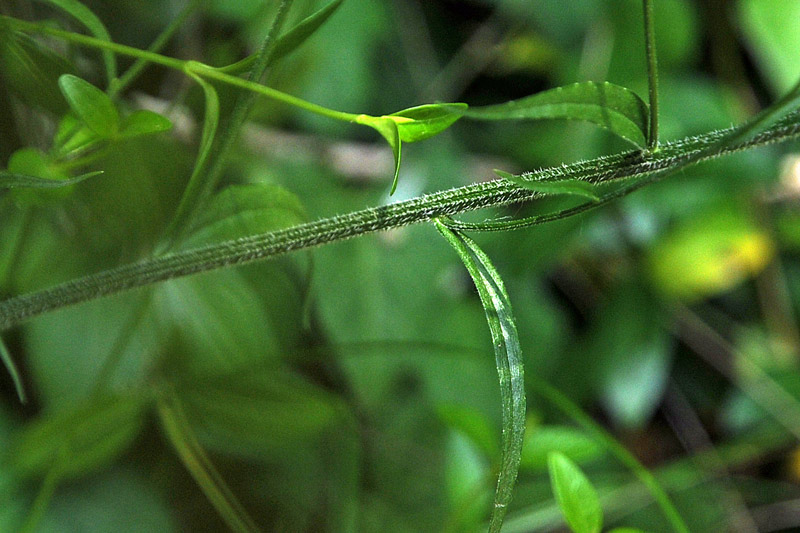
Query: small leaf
[
  {"left": 8, "top": 393, "right": 147, "bottom": 479},
  {"left": 0, "top": 170, "right": 101, "bottom": 189},
  {"left": 461, "top": 81, "right": 649, "bottom": 147},
  {"left": 495, "top": 169, "right": 601, "bottom": 201},
  {"left": 36, "top": 0, "right": 117, "bottom": 84},
  {"left": 118, "top": 109, "right": 173, "bottom": 138},
  {"left": 0, "top": 336, "right": 25, "bottom": 403},
  {"left": 363, "top": 116, "right": 402, "bottom": 195},
  {"left": 434, "top": 219, "right": 525, "bottom": 533},
  {"left": 58, "top": 74, "right": 119, "bottom": 138},
  {"left": 389, "top": 103, "right": 468, "bottom": 142},
  {"left": 218, "top": 0, "right": 344, "bottom": 73},
  {"left": 548, "top": 452, "right": 603, "bottom": 533}
]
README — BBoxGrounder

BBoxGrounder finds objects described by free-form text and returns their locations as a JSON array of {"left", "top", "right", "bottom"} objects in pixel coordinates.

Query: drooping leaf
[
  {"left": 156, "top": 387, "right": 261, "bottom": 533},
  {"left": 0, "top": 170, "right": 102, "bottom": 190},
  {"left": 58, "top": 74, "right": 119, "bottom": 138},
  {"left": 0, "top": 337, "right": 25, "bottom": 403},
  {"left": 461, "top": 81, "right": 649, "bottom": 147},
  {"left": 8, "top": 393, "right": 147, "bottom": 480},
  {"left": 35, "top": 0, "right": 117, "bottom": 84},
  {"left": 547, "top": 452, "right": 603, "bottom": 533},
  {"left": 495, "top": 169, "right": 600, "bottom": 201},
  {"left": 118, "top": 109, "right": 173, "bottom": 138},
  {"left": 218, "top": 0, "right": 344, "bottom": 74},
  {"left": 365, "top": 117, "right": 402, "bottom": 195},
  {"left": 434, "top": 219, "right": 525, "bottom": 533},
  {"left": 390, "top": 103, "right": 468, "bottom": 142}
]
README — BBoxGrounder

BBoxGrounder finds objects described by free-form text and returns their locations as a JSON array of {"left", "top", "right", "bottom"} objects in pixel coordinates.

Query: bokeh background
[{"left": 2, "top": 0, "right": 800, "bottom": 531}]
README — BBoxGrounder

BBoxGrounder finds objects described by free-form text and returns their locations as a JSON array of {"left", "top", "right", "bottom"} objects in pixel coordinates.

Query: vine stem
[
  {"left": 643, "top": 0, "right": 659, "bottom": 149},
  {"left": 2, "top": 112, "right": 800, "bottom": 332}
]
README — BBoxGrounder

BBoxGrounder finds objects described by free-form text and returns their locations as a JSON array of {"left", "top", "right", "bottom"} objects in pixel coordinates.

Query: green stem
[
  {"left": 529, "top": 377, "right": 690, "bottom": 533},
  {"left": 0, "top": 15, "right": 360, "bottom": 124},
  {"left": 1, "top": 112, "right": 800, "bottom": 331},
  {"left": 643, "top": 0, "right": 659, "bottom": 150}
]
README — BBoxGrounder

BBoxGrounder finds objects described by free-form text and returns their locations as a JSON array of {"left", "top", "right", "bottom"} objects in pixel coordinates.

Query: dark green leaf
[
  {"left": 495, "top": 169, "right": 600, "bottom": 201},
  {"left": 58, "top": 74, "right": 119, "bottom": 138},
  {"left": 461, "top": 81, "right": 649, "bottom": 147},
  {"left": 548, "top": 452, "right": 603, "bottom": 533},
  {"left": 0, "top": 170, "right": 101, "bottom": 190},
  {"left": 35, "top": 0, "right": 117, "bottom": 84},
  {"left": 8, "top": 393, "right": 147, "bottom": 480},
  {"left": 118, "top": 109, "right": 173, "bottom": 138},
  {"left": 434, "top": 219, "right": 525, "bottom": 533},
  {"left": 0, "top": 31, "right": 76, "bottom": 114},
  {"left": 0, "top": 337, "right": 25, "bottom": 403},
  {"left": 390, "top": 103, "right": 468, "bottom": 142}
]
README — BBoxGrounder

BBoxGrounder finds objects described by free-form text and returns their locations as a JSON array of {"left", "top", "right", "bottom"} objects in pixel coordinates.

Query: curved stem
[{"left": 2, "top": 113, "right": 800, "bottom": 331}]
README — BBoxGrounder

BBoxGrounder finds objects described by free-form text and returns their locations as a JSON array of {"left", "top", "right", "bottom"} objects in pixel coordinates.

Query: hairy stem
[
  {"left": 643, "top": 0, "right": 659, "bottom": 149},
  {"left": 2, "top": 112, "right": 800, "bottom": 331}
]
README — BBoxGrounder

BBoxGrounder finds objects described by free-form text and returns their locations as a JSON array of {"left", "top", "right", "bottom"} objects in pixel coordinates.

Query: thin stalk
[
  {"left": 2, "top": 112, "right": 800, "bottom": 331},
  {"left": 643, "top": 0, "right": 659, "bottom": 149}
]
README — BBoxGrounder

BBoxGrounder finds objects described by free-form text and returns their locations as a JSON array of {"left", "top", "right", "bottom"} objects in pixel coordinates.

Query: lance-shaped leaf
[
  {"left": 390, "top": 103, "right": 468, "bottom": 142},
  {"left": 218, "top": 0, "right": 344, "bottom": 74},
  {"left": 434, "top": 219, "right": 526, "bottom": 533},
  {"left": 118, "top": 109, "right": 173, "bottom": 139},
  {"left": 0, "top": 336, "right": 25, "bottom": 403},
  {"left": 0, "top": 170, "right": 102, "bottom": 189},
  {"left": 495, "top": 169, "right": 600, "bottom": 201},
  {"left": 548, "top": 452, "right": 604, "bottom": 533},
  {"left": 461, "top": 81, "right": 649, "bottom": 147},
  {"left": 36, "top": 0, "right": 117, "bottom": 84},
  {"left": 58, "top": 74, "right": 119, "bottom": 138}
]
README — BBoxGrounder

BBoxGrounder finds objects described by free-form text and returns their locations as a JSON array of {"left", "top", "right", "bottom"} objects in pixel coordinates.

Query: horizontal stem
[{"left": 2, "top": 112, "right": 800, "bottom": 331}]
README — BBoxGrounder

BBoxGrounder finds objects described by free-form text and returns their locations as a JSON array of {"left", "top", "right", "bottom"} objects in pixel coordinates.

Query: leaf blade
[
  {"left": 0, "top": 170, "right": 102, "bottom": 190},
  {"left": 390, "top": 103, "right": 468, "bottom": 142},
  {"left": 548, "top": 452, "right": 603, "bottom": 533},
  {"left": 495, "top": 169, "right": 601, "bottom": 201},
  {"left": 461, "top": 81, "right": 649, "bottom": 147},
  {"left": 0, "top": 336, "right": 25, "bottom": 402},
  {"left": 58, "top": 74, "right": 119, "bottom": 138},
  {"left": 434, "top": 219, "right": 526, "bottom": 533}
]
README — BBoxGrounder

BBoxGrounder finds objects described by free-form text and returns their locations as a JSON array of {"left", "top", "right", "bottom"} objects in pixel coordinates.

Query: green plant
[{"left": 2, "top": 0, "right": 800, "bottom": 531}]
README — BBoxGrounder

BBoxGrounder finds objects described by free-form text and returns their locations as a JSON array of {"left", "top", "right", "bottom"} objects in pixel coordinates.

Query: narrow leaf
[
  {"left": 156, "top": 388, "right": 261, "bottom": 533},
  {"left": 36, "top": 0, "right": 117, "bottom": 84},
  {"left": 0, "top": 336, "right": 25, "bottom": 403},
  {"left": 548, "top": 452, "right": 603, "bottom": 533},
  {"left": 119, "top": 109, "right": 173, "bottom": 138},
  {"left": 495, "top": 169, "right": 600, "bottom": 201},
  {"left": 218, "top": 0, "right": 344, "bottom": 74},
  {"left": 434, "top": 219, "right": 525, "bottom": 533},
  {"left": 0, "top": 170, "right": 102, "bottom": 189},
  {"left": 365, "top": 117, "right": 402, "bottom": 195},
  {"left": 58, "top": 74, "right": 119, "bottom": 138},
  {"left": 390, "top": 103, "right": 468, "bottom": 142},
  {"left": 461, "top": 81, "right": 649, "bottom": 147}
]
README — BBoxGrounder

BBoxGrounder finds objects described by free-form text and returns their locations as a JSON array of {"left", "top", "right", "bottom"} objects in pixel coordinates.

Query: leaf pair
[{"left": 434, "top": 220, "right": 525, "bottom": 532}]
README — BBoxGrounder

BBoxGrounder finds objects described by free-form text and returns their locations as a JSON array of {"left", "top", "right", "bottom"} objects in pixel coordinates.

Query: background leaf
[{"left": 547, "top": 451, "right": 603, "bottom": 533}]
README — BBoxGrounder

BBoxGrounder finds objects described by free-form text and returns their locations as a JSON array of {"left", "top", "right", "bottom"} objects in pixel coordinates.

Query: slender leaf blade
[
  {"left": 495, "top": 169, "right": 600, "bottom": 201},
  {"left": 548, "top": 452, "right": 603, "bottom": 533},
  {"left": 367, "top": 117, "right": 402, "bottom": 195},
  {"left": 434, "top": 219, "right": 525, "bottom": 533},
  {"left": 390, "top": 103, "right": 468, "bottom": 142},
  {"left": 0, "top": 170, "right": 102, "bottom": 189},
  {"left": 0, "top": 336, "right": 25, "bottom": 402},
  {"left": 461, "top": 81, "right": 649, "bottom": 147},
  {"left": 58, "top": 74, "right": 119, "bottom": 138},
  {"left": 36, "top": 0, "right": 117, "bottom": 84}
]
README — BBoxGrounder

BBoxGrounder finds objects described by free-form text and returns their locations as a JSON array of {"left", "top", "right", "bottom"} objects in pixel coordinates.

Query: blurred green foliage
[{"left": 2, "top": 0, "right": 800, "bottom": 531}]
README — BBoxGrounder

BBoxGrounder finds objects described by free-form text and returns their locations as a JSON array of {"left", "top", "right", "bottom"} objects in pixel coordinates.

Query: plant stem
[
  {"left": 2, "top": 113, "right": 800, "bottom": 331},
  {"left": 643, "top": 0, "right": 659, "bottom": 150}
]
